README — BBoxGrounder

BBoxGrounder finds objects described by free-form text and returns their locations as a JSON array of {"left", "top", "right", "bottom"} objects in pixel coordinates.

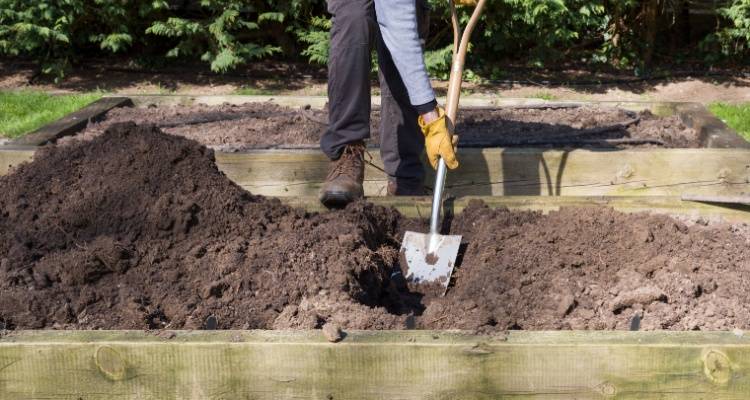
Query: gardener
[{"left": 319, "top": 0, "right": 459, "bottom": 208}]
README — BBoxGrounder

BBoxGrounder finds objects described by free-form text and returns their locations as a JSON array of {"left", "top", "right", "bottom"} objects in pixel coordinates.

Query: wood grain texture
[
  {"left": 1, "top": 330, "right": 749, "bottom": 399},
  {"left": 0, "top": 146, "right": 750, "bottom": 202},
  {"left": 1, "top": 146, "right": 748, "bottom": 199},
  {"left": 215, "top": 148, "right": 750, "bottom": 198}
]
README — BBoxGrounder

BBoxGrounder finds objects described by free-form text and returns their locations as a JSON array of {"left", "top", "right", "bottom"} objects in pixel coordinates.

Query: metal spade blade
[{"left": 400, "top": 231, "right": 462, "bottom": 294}]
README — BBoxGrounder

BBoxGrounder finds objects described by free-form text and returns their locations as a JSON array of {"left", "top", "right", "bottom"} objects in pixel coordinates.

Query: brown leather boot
[
  {"left": 319, "top": 141, "right": 365, "bottom": 208},
  {"left": 387, "top": 177, "right": 427, "bottom": 196}
]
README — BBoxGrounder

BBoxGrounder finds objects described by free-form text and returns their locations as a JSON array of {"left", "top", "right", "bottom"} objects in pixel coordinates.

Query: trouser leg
[
  {"left": 320, "top": 0, "right": 377, "bottom": 160},
  {"left": 376, "top": 0, "right": 431, "bottom": 186}
]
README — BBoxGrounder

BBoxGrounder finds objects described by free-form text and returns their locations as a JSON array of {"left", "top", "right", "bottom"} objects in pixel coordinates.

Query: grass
[
  {"left": 531, "top": 91, "right": 557, "bottom": 101},
  {"left": 709, "top": 102, "right": 750, "bottom": 141},
  {"left": 233, "top": 87, "right": 275, "bottom": 96},
  {"left": 0, "top": 91, "right": 102, "bottom": 138}
]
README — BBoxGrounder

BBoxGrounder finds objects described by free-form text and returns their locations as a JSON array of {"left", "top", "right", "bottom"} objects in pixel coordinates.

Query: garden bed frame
[
  {"left": 1, "top": 330, "right": 749, "bottom": 399},
  {"left": 1, "top": 95, "right": 750, "bottom": 399},
  {"left": 1, "top": 95, "right": 749, "bottom": 198}
]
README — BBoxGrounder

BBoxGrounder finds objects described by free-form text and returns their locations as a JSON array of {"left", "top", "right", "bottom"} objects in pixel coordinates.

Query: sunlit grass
[
  {"left": 709, "top": 102, "right": 750, "bottom": 141},
  {"left": 0, "top": 91, "right": 102, "bottom": 138}
]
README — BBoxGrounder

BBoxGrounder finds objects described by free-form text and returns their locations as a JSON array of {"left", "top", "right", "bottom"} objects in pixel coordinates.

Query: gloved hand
[
  {"left": 453, "top": 0, "right": 477, "bottom": 5},
  {"left": 418, "top": 107, "right": 459, "bottom": 170}
]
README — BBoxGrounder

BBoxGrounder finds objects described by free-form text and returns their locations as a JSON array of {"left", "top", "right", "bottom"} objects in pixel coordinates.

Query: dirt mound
[
  {"left": 2, "top": 123, "right": 749, "bottom": 331},
  {"left": 65, "top": 103, "right": 699, "bottom": 150},
  {"left": 0, "top": 123, "right": 405, "bottom": 330}
]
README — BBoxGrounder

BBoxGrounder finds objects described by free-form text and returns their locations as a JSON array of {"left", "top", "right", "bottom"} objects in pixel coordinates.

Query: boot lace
[{"left": 328, "top": 142, "right": 364, "bottom": 179}]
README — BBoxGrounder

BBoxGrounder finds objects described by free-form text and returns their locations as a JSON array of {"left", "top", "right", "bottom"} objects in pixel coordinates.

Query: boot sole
[{"left": 319, "top": 191, "right": 362, "bottom": 209}]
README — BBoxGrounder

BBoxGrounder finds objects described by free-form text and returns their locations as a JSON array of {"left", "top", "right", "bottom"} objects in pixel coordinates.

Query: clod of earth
[
  {"left": 2, "top": 123, "right": 749, "bottom": 332},
  {"left": 322, "top": 322, "right": 343, "bottom": 343}
]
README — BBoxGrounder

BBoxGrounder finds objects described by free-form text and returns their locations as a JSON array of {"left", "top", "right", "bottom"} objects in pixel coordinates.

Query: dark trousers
[{"left": 321, "top": 0, "right": 429, "bottom": 185}]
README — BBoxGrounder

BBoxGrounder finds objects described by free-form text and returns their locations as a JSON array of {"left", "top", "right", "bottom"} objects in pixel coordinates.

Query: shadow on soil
[
  {"left": 0, "top": 60, "right": 327, "bottom": 94},
  {"left": 4, "top": 59, "right": 749, "bottom": 97},
  {"left": 469, "top": 66, "right": 750, "bottom": 96}
]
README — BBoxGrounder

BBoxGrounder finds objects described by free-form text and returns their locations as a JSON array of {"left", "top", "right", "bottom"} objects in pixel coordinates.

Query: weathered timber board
[
  {"left": 674, "top": 102, "right": 750, "bottom": 149},
  {"left": 0, "top": 147, "right": 35, "bottom": 176},
  {"left": 285, "top": 195, "right": 750, "bottom": 223},
  {"left": 2, "top": 147, "right": 749, "bottom": 198},
  {"left": 11, "top": 97, "right": 133, "bottom": 146},
  {"left": 216, "top": 148, "right": 750, "bottom": 197},
  {"left": 1, "top": 330, "right": 749, "bottom": 399}
]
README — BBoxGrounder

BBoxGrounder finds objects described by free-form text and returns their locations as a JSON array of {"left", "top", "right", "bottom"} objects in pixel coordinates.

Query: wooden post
[{"left": 643, "top": 0, "right": 660, "bottom": 67}]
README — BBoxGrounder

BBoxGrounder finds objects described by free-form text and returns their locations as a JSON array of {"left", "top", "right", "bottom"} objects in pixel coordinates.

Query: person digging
[{"left": 319, "top": 0, "right": 463, "bottom": 208}]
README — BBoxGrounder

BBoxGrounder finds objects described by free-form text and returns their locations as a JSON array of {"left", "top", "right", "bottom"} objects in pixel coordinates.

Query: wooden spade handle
[{"left": 444, "top": 0, "right": 488, "bottom": 125}]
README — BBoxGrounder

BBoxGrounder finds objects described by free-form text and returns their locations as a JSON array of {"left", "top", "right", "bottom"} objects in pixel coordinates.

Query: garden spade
[{"left": 400, "top": 0, "right": 487, "bottom": 295}]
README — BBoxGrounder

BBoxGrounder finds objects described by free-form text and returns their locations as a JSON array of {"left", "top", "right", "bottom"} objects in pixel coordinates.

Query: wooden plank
[
  {"left": 11, "top": 97, "right": 133, "bottom": 146},
  {"left": 1, "top": 146, "right": 748, "bottom": 198},
  {"left": 675, "top": 103, "right": 750, "bottom": 149},
  {"left": 0, "top": 147, "right": 35, "bottom": 175},
  {"left": 215, "top": 148, "right": 750, "bottom": 198},
  {"left": 285, "top": 195, "right": 750, "bottom": 223},
  {"left": 1, "top": 330, "right": 750, "bottom": 399}
]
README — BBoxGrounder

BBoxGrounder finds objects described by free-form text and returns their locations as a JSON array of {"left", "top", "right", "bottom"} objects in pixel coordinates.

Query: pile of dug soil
[
  {"left": 64, "top": 103, "right": 700, "bottom": 151},
  {"left": 0, "top": 123, "right": 405, "bottom": 330},
  {"left": 2, "top": 123, "right": 748, "bottom": 331}
]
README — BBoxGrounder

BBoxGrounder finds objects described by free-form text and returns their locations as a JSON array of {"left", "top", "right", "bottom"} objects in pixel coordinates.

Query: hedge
[{"left": 1, "top": 0, "right": 749, "bottom": 80}]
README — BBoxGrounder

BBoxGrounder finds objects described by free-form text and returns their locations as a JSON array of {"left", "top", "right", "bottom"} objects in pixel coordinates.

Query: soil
[
  {"left": 63, "top": 103, "right": 701, "bottom": 151},
  {"left": 3, "top": 123, "right": 749, "bottom": 332},
  {"left": 5, "top": 60, "right": 750, "bottom": 105}
]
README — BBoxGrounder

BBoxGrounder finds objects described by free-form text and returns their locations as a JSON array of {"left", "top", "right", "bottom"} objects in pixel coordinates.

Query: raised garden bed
[
  {"left": 3, "top": 123, "right": 749, "bottom": 332},
  {"left": 53, "top": 96, "right": 748, "bottom": 151},
  {"left": 1, "top": 97, "right": 750, "bottom": 399},
  {"left": 2, "top": 96, "right": 749, "bottom": 198},
  {"left": 67, "top": 102, "right": 700, "bottom": 150}
]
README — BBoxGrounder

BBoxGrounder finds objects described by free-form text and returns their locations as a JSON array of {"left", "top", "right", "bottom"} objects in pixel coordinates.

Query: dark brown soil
[
  {"left": 64, "top": 103, "right": 700, "bottom": 150},
  {"left": 3, "top": 123, "right": 748, "bottom": 332}
]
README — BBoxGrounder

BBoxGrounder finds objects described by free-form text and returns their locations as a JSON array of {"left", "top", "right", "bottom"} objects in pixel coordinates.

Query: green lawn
[
  {"left": 709, "top": 102, "right": 750, "bottom": 141},
  {"left": 0, "top": 91, "right": 102, "bottom": 138}
]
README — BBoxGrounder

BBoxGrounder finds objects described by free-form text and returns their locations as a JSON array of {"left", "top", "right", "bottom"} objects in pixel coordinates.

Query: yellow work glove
[
  {"left": 418, "top": 107, "right": 459, "bottom": 170},
  {"left": 453, "top": 0, "right": 477, "bottom": 5}
]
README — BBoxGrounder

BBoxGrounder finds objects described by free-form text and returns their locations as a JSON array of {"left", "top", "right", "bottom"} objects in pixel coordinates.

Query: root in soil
[{"left": 2, "top": 123, "right": 748, "bottom": 332}]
